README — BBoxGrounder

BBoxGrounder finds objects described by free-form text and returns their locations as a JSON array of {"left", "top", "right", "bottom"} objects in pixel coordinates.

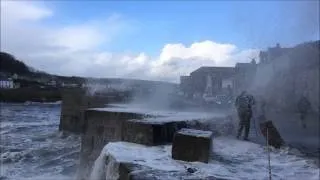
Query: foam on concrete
[
  {"left": 90, "top": 138, "right": 319, "bottom": 180},
  {"left": 178, "top": 128, "right": 213, "bottom": 138},
  {"left": 78, "top": 103, "right": 235, "bottom": 179},
  {"left": 89, "top": 103, "right": 226, "bottom": 121}
]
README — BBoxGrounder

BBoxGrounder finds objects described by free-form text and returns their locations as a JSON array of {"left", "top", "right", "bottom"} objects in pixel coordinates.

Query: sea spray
[
  {"left": 105, "top": 155, "right": 120, "bottom": 180},
  {"left": 89, "top": 150, "right": 108, "bottom": 180},
  {"left": 89, "top": 147, "right": 119, "bottom": 180}
]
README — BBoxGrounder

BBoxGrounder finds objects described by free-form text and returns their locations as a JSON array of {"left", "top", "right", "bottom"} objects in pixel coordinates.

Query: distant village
[
  {"left": 0, "top": 73, "right": 156, "bottom": 93},
  {"left": 0, "top": 73, "right": 81, "bottom": 89}
]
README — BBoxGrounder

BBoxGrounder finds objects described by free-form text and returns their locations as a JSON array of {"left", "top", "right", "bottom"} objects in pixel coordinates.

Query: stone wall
[
  {"left": 59, "top": 88, "right": 109, "bottom": 134},
  {"left": 77, "top": 110, "right": 145, "bottom": 180}
]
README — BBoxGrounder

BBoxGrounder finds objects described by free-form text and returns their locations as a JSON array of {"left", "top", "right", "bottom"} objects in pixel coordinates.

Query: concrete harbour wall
[
  {"left": 59, "top": 89, "right": 110, "bottom": 133},
  {"left": 78, "top": 110, "right": 145, "bottom": 180}
]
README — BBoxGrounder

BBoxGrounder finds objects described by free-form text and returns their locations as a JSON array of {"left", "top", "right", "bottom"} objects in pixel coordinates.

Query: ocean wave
[
  {"left": 20, "top": 174, "right": 73, "bottom": 180},
  {"left": 0, "top": 103, "right": 80, "bottom": 180},
  {"left": 0, "top": 121, "right": 58, "bottom": 129},
  {"left": 24, "top": 101, "right": 62, "bottom": 105},
  {"left": 0, "top": 150, "right": 32, "bottom": 164}
]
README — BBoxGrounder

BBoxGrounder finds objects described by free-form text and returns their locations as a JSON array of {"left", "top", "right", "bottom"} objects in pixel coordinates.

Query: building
[
  {"left": 179, "top": 58, "right": 259, "bottom": 98},
  {"left": 179, "top": 76, "right": 192, "bottom": 97},
  {"left": 234, "top": 59, "right": 257, "bottom": 94},
  {"left": 180, "top": 66, "right": 235, "bottom": 97},
  {"left": 47, "top": 80, "right": 57, "bottom": 87},
  {"left": 62, "top": 82, "right": 80, "bottom": 88},
  {"left": 0, "top": 78, "right": 14, "bottom": 89},
  {"left": 259, "top": 43, "right": 290, "bottom": 64},
  {"left": 12, "top": 74, "right": 18, "bottom": 80}
]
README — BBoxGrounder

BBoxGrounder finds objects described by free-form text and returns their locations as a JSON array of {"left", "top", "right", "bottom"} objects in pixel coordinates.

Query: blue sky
[
  {"left": 1, "top": 0, "right": 319, "bottom": 82},
  {"left": 49, "top": 0, "right": 319, "bottom": 54}
]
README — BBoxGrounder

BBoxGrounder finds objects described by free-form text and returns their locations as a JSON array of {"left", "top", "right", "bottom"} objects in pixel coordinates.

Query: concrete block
[
  {"left": 78, "top": 110, "right": 145, "bottom": 179},
  {"left": 122, "top": 120, "right": 187, "bottom": 146},
  {"left": 172, "top": 128, "right": 213, "bottom": 163},
  {"left": 59, "top": 89, "right": 109, "bottom": 134}
]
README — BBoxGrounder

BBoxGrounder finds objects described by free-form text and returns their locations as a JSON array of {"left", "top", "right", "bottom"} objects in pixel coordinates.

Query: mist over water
[{"left": 128, "top": 83, "right": 179, "bottom": 110}]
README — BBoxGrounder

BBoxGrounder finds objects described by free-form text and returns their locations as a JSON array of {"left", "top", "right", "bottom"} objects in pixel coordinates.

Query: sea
[
  {"left": 0, "top": 103, "right": 319, "bottom": 180},
  {"left": 0, "top": 102, "right": 79, "bottom": 180}
]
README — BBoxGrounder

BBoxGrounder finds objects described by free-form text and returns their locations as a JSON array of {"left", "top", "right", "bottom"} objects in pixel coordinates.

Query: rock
[
  {"left": 187, "top": 167, "right": 197, "bottom": 173},
  {"left": 172, "top": 128, "right": 213, "bottom": 163}
]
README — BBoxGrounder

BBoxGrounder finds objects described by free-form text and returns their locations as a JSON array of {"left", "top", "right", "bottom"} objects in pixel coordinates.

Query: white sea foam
[{"left": 96, "top": 137, "right": 319, "bottom": 180}]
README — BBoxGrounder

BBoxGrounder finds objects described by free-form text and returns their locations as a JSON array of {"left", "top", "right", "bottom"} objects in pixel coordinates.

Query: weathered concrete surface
[
  {"left": 120, "top": 162, "right": 223, "bottom": 180},
  {"left": 59, "top": 89, "right": 109, "bottom": 133},
  {"left": 123, "top": 119, "right": 188, "bottom": 146},
  {"left": 172, "top": 128, "right": 213, "bottom": 163},
  {"left": 77, "top": 104, "right": 235, "bottom": 180},
  {"left": 59, "top": 89, "right": 87, "bottom": 133},
  {"left": 96, "top": 141, "right": 319, "bottom": 180},
  {"left": 78, "top": 110, "right": 145, "bottom": 180}
]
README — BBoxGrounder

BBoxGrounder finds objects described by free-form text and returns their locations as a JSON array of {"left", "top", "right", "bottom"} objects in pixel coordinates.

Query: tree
[{"left": 0, "top": 52, "right": 31, "bottom": 75}]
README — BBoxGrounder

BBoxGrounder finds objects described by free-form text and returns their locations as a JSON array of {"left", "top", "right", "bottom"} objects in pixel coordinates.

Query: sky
[{"left": 1, "top": 0, "right": 319, "bottom": 83}]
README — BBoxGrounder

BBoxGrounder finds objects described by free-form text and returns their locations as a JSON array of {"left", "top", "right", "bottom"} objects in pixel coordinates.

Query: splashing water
[
  {"left": 89, "top": 147, "right": 119, "bottom": 180},
  {"left": 0, "top": 103, "right": 80, "bottom": 180}
]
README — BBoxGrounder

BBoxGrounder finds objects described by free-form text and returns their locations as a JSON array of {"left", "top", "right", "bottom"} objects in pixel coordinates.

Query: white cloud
[
  {"left": 159, "top": 41, "right": 237, "bottom": 63},
  {"left": 0, "top": 1, "right": 259, "bottom": 83},
  {"left": 1, "top": 1, "right": 52, "bottom": 22},
  {"left": 149, "top": 42, "right": 259, "bottom": 82}
]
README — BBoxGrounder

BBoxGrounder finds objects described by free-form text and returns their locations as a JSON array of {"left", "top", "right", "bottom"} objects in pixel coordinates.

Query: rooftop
[{"left": 190, "top": 66, "right": 235, "bottom": 76}]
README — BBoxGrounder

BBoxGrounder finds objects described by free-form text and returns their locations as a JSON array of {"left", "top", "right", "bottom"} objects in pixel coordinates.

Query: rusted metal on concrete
[{"left": 260, "top": 121, "right": 285, "bottom": 149}]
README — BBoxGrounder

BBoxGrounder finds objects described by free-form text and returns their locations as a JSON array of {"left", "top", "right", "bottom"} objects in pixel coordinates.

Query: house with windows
[{"left": 0, "top": 78, "right": 14, "bottom": 89}]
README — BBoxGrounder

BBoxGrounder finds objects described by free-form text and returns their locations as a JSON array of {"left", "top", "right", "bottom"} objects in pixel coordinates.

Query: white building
[
  {"left": 62, "top": 83, "right": 79, "bottom": 88},
  {"left": 0, "top": 79, "right": 14, "bottom": 89},
  {"left": 47, "top": 80, "right": 57, "bottom": 87}
]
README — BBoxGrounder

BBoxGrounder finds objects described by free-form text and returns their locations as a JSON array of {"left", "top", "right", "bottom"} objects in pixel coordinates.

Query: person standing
[
  {"left": 297, "top": 95, "right": 311, "bottom": 129},
  {"left": 235, "top": 91, "right": 255, "bottom": 140}
]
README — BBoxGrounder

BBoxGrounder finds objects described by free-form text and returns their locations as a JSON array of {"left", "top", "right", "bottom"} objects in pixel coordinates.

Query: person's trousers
[
  {"left": 299, "top": 111, "right": 308, "bottom": 128},
  {"left": 237, "top": 110, "right": 252, "bottom": 139}
]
